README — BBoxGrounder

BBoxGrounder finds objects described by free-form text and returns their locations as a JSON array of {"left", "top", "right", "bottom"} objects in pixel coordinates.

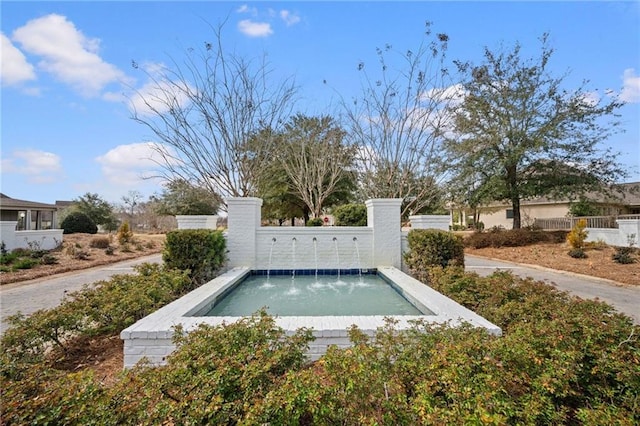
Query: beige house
[
  {"left": 453, "top": 182, "right": 640, "bottom": 229},
  {"left": 0, "top": 193, "right": 60, "bottom": 230}
]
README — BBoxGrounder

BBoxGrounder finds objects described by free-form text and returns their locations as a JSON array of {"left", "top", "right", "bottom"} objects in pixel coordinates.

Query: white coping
[{"left": 121, "top": 267, "right": 501, "bottom": 367}]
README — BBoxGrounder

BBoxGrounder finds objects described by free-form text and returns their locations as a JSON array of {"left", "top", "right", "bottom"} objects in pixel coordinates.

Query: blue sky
[{"left": 2, "top": 1, "right": 639, "bottom": 205}]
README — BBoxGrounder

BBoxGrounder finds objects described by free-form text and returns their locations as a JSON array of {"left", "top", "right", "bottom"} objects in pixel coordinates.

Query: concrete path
[
  {"left": 466, "top": 255, "right": 640, "bottom": 324},
  {"left": 0, "top": 254, "right": 162, "bottom": 334}
]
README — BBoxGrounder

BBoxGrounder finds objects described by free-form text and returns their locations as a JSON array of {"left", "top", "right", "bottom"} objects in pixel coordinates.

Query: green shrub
[
  {"left": 105, "top": 246, "right": 115, "bottom": 255},
  {"left": 60, "top": 211, "right": 98, "bottom": 234},
  {"left": 306, "top": 218, "right": 324, "bottom": 226},
  {"left": 0, "top": 251, "right": 19, "bottom": 265},
  {"left": 404, "top": 229, "right": 464, "bottom": 270},
  {"left": 612, "top": 246, "right": 636, "bottom": 264},
  {"left": 333, "top": 203, "right": 367, "bottom": 226},
  {"left": 12, "top": 258, "right": 39, "bottom": 270},
  {"left": 568, "top": 247, "right": 588, "bottom": 258},
  {"left": 110, "top": 311, "right": 313, "bottom": 425},
  {"left": 163, "top": 229, "right": 226, "bottom": 286},
  {"left": 89, "top": 236, "right": 111, "bottom": 248},
  {"left": 1, "top": 264, "right": 191, "bottom": 368}
]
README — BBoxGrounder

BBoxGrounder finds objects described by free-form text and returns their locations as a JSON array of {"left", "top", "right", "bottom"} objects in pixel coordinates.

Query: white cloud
[
  {"left": 421, "top": 84, "right": 467, "bottom": 105},
  {"left": 620, "top": 68, "right": 640, "bottom": 103},
  {"left": 126, "top": 62, "right": 193, "bottom": 117},
  {"left": 578, "top": 91, "right": 600, "bottom": 107},
  {"left": 237, "top": 19, "right": 273, "bottom": 37},
  {"left": 1, "top": 33, "right": 36, "bottom": 87},
  {"left": 280, "top": 10, "right": 301, "bottom": 26},
  {"left": 11, "top": 14, "right": 128, "bottom": 97},
  {"left": 96, "top": 142, "right": 173, "bottom": 186},
  {"left": 236, "top": 4, "right": 257, "bottom": 15},
  {"left": 1, "top": 149, "right": 63, "bottom": 184}
]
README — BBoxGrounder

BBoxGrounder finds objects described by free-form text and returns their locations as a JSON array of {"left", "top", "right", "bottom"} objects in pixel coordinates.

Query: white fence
[
  {"left": 586, "top": 219, "right": 639, "bottom": 247},
  {"left": 534, "top": 216, "right": 640, "bottom": 247}
]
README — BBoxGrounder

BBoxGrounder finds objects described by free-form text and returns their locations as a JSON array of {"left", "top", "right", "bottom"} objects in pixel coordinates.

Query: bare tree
[
  {"left": 130, "top": 22, "right": 298, "bottom": 208},
  {"left": 121, "top": 190, "right": 143, "bottom": 217},
  {"left": 277, "top": 114, "right": 357, "bottom": 219},
  {"left": 343, "top": 22, "right": 455, "bottom": 219}
]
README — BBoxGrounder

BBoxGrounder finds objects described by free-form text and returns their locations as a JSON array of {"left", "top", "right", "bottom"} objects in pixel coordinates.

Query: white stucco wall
[
  {"left": 0, "top": 221, "right": 63, "bottom": 251},
  {"left": 226, "top": 198, "right": 404, "bottom": 270}
]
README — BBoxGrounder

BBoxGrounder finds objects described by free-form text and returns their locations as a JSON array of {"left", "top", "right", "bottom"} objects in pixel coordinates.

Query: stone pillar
[
  {"left": 25, "top": 210, "right": 32, "bottom": 230},
  {"left": 226, "top": 197, "right": 263, "bottom": 268},
  {"left": 0, "top": 221, "right": 17, "bottom": 251},
  {"left": 366, "top": 198, "right": 402, "bottom": 268}
]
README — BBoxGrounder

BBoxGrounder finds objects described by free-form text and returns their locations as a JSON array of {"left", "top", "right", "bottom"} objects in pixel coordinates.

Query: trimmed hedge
[
  {"left": 333, "top": 203, "right": 367, "bottom": 226},
  {"left": 162, "top": 229, "right": 226, "bottom": 287},
  {"left": 60, "top": 211, "right": 98, "bottom": 234},
  {"left": 465, "top": 228, "right": 569, "bottom": 249},
  {"left": 404, "top": 229, "right": 465, "bottom": 269}
]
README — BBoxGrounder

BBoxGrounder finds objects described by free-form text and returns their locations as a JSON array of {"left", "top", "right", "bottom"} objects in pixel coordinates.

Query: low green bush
[
  {"left": 333, "top": 203, "right": 367, "bottom": 226},
  {"left": 163, "top": 229, "right": 226, "bottom": 286},
  {"left": 60, "top": 211, "right": 98, "bottom": 234},
  {"left": 404, "top": 229, "right": 464, "bottom": 269},
  {"left": 568, "top": 247, "right": 588, "bottom": 258},
  {"left": 1, "top": 264, "right": 191, "bottom": 370},
  {"left": 612, "top": 246, "right": 636, "bottom": 264},
  {"left": 2, "top": 258, "right": 638, "bottom": 424},
  {"left": 306, "top": 218, "right": 324, "bottom": 226}
]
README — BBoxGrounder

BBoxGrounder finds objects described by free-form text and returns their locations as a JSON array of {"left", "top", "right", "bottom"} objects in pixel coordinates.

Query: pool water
[{"left": 199, "top": 274, "right": 428, "bottom": 316}]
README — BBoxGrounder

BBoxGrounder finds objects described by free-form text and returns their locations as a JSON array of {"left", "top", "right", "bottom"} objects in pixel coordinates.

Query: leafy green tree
[
  {"left": 445, "top": 34, "right": 626, "bottom": 229},
  {"left": 72, "top": 193, "right": 118, "bottom": 229},
  {"left": 153, "top": 179, "right": 221, "bottom": 216},
  {"left": 568, "top": 198, "right": 601, "bottom": 217}
]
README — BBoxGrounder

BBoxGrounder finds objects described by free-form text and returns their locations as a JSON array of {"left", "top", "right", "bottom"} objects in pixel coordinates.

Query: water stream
[
  {"left": 353, "top": 237, "right": 362, "bottom": 278},
  {"left": 333, "top": 237, "right": 340, "bottom": 280},
  {"left": 313, "top": 237, "right": 318, "bottom": 281},
  {"left": 267, "top": 237, "right": 276, "bottom": 283}
]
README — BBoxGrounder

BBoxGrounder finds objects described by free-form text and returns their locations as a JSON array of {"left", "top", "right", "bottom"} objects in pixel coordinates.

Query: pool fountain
[{"left": 121, "top": 198, "right": 501, "bottom": 368}]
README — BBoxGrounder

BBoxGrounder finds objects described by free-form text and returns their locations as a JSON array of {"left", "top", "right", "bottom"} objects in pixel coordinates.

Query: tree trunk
[{"left": 512, "top": 197, "right": 521, "bottom": 229}]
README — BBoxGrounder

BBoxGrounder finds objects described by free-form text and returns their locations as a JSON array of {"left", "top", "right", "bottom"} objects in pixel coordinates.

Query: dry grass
[
  {"left": 0, "top": 233, "right": 166, "bottom": 285},
  {"left": 466, "top": 242, "right": 640, "bottom": 286}
]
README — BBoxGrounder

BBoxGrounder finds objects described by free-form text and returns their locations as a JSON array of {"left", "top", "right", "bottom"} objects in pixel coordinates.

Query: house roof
[
  {"left": 466, "top": 182, "right": 640, "bottom": 209},
  {"left": 0, "top": 193, "right": 59, "bottom": 210}
]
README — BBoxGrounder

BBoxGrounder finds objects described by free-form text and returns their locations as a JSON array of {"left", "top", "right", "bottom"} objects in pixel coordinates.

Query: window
[{"left": 506, "top": 209, "right": 514, "bottom": 219}]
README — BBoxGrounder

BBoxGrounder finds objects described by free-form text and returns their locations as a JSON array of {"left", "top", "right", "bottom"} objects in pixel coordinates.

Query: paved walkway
[
  {"left": 1, "top": 253, "right": 637, "bottom": 335},
  {"left": 466, "top": 255, "right": 640, "bottom": 324},
  {"left": 0, "top": 254, "right": 162, "bottom": 334}
]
